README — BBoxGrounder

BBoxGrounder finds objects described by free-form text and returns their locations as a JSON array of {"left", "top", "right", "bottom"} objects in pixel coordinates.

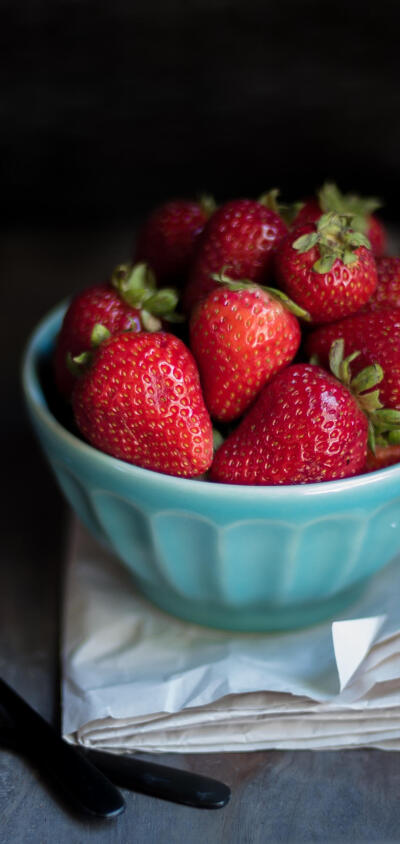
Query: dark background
[
  {"left": 1, "top": 0, "right": 399, "bottom": 432},
  {"left": 2, "top": 0, "right": 400, "bottom": 432},
  {"left": 2, "top": 0, "right": 400, "bottom": 226}
]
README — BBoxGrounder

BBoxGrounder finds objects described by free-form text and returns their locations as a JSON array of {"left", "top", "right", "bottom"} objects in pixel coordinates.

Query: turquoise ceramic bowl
[{"left": 22, "top": 302, "right": 400, "bottom": 632}]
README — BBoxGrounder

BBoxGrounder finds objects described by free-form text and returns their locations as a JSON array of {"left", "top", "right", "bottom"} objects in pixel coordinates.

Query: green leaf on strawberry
[
  {"left": 293, "top": 212, "right": 371, "bottom": 273},
  {"left": 326, "top": 337, "right": 400, "bottom": 453},
  {"left": 275, "top": 213, "right": 377, "bottom": 322},
  {"left": 210, "top": 269, "right": 311, "bottom": 321}
]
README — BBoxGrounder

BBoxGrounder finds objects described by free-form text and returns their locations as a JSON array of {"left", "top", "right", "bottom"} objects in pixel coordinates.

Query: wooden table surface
[{"left": 2, "top": 227, "right": 400, "bottom": 843}]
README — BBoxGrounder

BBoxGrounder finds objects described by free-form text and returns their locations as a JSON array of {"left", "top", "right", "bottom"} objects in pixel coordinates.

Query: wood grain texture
[{"left": 2, "top": 227, "right": 400, "bottom": 841}]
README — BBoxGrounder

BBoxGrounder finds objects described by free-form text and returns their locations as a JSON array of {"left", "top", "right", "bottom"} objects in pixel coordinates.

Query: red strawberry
[
  {"left": 189, "top": 280, "right": 303, "bottom": 422},
  {"left": 367, "top": 215, "right": 387, "bottom": 258},
  {"left": 293, "top": 182, "right": 387, "bottom": 257},
  {"left": 305, "top": 308, "right": 400, "bottom": 411},
  {"left": 275, "top": 212, "right": 377, "bottom": 323},
  {"left": 364, "top": 444, "right": 400, "bottom": 473},
  {"left": 54, "top": 283, "right": 142, "bottom": 399},
  {"left": 72, "top": 331, "right": 213, "bottom": 478},
  {"left": 292, "top": 196, "right": 321, "bottom": 227},
  {"left": 210, "top": 362, "right": 370, "bottom": 485},
  {"left": 182, "top": 198, "right": 287, "bottom": 313},
  {"left": 362, "top": 256, "right": 400, "bottom": 312},
  {"left": 134, "top": 197, "right": 214, "bottom": 283},
  {"left": 54, "top": 263, "right": 179, "bottom": 399},
  {"left": 210, "top": 338, "right": 400, "bottom": 485}
]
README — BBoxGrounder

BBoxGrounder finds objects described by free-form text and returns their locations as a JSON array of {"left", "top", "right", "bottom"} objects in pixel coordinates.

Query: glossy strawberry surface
[
  {"left": 275, "top": 222, "right": 377, "bottom": 323},
  {"left": 182, "top": 199, "right": 287, "bottom": 312},
  {"left": 134, "top": 199, "right": 209, "bottom": 282},
  {"left": 305, "top": 308, "right": 400, "bottom": 411},
  {"left": 210, "top": 364, "right": 368, "bottom": 485},
  {"left": 363, "top": 256, "right": 400, "bottom": 311},
  {"left": 54, "top": 284, "right": 142, "bottom": 399},
  {"left": 72, "top": 331, "right": 213, "bottom": 478},
  {"left": 190, "top": 285, "right": 301, "bottom": 422}
]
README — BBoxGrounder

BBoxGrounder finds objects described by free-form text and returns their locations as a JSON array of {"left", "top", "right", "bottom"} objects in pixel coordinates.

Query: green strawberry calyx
[
  {"left": 210, "top": 268, "right": 311, "bottom": 321},
  {"left": 198, "top": 193, "right": 217, "bottom": 217},
  {"left": 259, "top": 188, "right": 303, "bottom": 226},
  {"left": 65, "top": 262, "right": 185, "bottom": 379},
  {"left": 66, "top": 323, "right": 112, "bottom": 376},
  {"left": 318, "top": 182, "right": 382, "bottom": 236},
  {"left": 328, "top": 338, "right": 400, "bottom": 452},
  {"left": 111, "top": 261, "right": 184, "bottom": 325},
  {"left": 292, "top": 211, "right": 371, "bottom": 273}
]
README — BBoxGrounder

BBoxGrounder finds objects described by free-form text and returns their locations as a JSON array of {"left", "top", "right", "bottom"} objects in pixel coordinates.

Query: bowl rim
[{"left": 21, "top": 299, "right": 400, "bottom": 501}]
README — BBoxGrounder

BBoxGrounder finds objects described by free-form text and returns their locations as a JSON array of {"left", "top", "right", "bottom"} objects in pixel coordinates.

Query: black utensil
[
  {"left": 0, "top": 683, "right": 231, "bottom": 809},
  {"left": 0, "top": 677, "right": 125, "bottom": 819},
  {"left": 82, "top": 747, "right": 231, "bottom": 809}
]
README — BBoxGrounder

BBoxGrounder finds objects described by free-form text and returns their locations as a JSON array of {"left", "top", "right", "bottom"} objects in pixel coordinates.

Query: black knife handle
[
  {"left": 0, "top": 678, "right": 125, "bottom": 819},
  {"left": 84, "top": 748, "right": 231, "bottom": 809}
]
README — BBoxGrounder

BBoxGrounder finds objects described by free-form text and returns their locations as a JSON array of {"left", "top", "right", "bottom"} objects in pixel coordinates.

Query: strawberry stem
[
  {"left": 210, "top": 269, "right": 311, "bottom": 321},
  {"left": 111, "top": 261, "right": 182, "bottom": 322},
  {"left": 258, "top": 188, "right": 303, "bottom": 226},
  {"left": 318, "top": 182, "right": 382, "bottom": 236},
  {"left": 91, "top": 324, "right": 111, "bottom": 347},
  {"left": 327, "top": 339, "right": 400, "bottom": 452},
  {"left": 293, "top": 212, "right": 371, "bottom": 273}
]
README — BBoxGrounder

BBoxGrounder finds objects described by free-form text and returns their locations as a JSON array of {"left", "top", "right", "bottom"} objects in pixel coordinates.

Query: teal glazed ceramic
[{"left": 22, "top": 303, "right": 400, "bottom": 632}]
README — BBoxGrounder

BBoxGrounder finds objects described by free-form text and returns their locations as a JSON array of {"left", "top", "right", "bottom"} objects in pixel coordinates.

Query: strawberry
[
  {"left": 274, "top": 212, "right": 377, "bottom": 323},
  {"left": 292, "top": 197, "right": 321, "bottom": 227},
  {"left": 72, "top": 331, "right": 213, "bottom": 478},
  {"left": 54, "top": 262, "right": 180, "bottom": 399},
  {"left": 210, "top": 364, "right": 368, "bottom": 485},
  {"left": 305, "top": 308, "right": 400, "bottom": 412},
  {"left": 134, "top": 197, "right": 215, "bottom": 283},
  {"left": 189, "top": 278, "right": 304, "bottom": 422},
  {"left": 210, "top": 341, "right": 400, "bottom": 485},
  {"left": 293, "top": 182, "right": 387, "bottom": 257},
  {"left": 364, "top": 444, "right": 400, "bottom": 473},
  {"left": 182, "top": 198, "right": 287, "bottom": 313},
  {"left": 362, "top": 256, "right": 400, "bottom": 311}
]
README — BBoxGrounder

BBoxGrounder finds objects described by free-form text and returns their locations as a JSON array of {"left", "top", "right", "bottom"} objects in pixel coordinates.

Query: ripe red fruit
[
  {"left": 364, "top": 444, "right": 400, "bottom": 473},
  {"left": 292, "top": 197, "right": 321, "bottom": 227},
  {"left": 182, "top": 198, "right": 287, "bottom": 313},
  {"left": 275, "top": 212, "right": 377, "bottom": 323},
  {"left": 134, "top": 198, "right": 213, "bottom": 283},
  {"left": 72, "top": 331, "right": 213, "bottom": 478},
  {"left": 54, "top": 263, "right": 180, "bottom": 399},
  {"left": 305, "top": 309, "right": 400, "bottom": 412},
  {"left": 293, "top": 182, "right": 387, "bottom": 257},
  {"left": 189, "top": 282, "right": 302, "bottom": 422},
  {"left": 367, "top": 215, "right": 387, "bottom": 258},
  {"left": 210, "top": 363, "right": 369, "bottom": 485},
  {"left": 362, "top": 256, "right": 400, "bottom": 311},
  {"left": 54, "top": 283, "right": 143, "bottom": 399}
]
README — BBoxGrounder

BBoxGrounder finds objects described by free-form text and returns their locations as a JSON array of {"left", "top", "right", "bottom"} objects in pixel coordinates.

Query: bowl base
[{"left": 137, "top": 579, "right": 368, "bottom": 633}]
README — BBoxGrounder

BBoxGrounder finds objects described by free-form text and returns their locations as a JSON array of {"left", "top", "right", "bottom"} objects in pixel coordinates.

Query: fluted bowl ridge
[{"left": 21, "top": 302, "right": 400, "bottom": 631}]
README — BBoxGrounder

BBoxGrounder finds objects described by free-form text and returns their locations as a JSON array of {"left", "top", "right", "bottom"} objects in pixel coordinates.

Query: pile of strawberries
[{"left": 53, "top": 183, "right": 400, "bottom": 485}]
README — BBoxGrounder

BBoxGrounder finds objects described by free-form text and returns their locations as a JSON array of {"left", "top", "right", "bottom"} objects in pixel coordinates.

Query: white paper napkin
[{"left": 62, "top": 520, "right": 400, "bottom": 752}]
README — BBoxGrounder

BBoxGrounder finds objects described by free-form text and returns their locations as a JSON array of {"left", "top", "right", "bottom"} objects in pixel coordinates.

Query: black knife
[
  {"left": 0, "top": 677, "right": 125, "bottom": 819},
  {"left": 0, "top": 678, "right": 231, "bottom": 810},
  {"left": 81, "top": 747, "right": 231, "bottom": 809}
]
